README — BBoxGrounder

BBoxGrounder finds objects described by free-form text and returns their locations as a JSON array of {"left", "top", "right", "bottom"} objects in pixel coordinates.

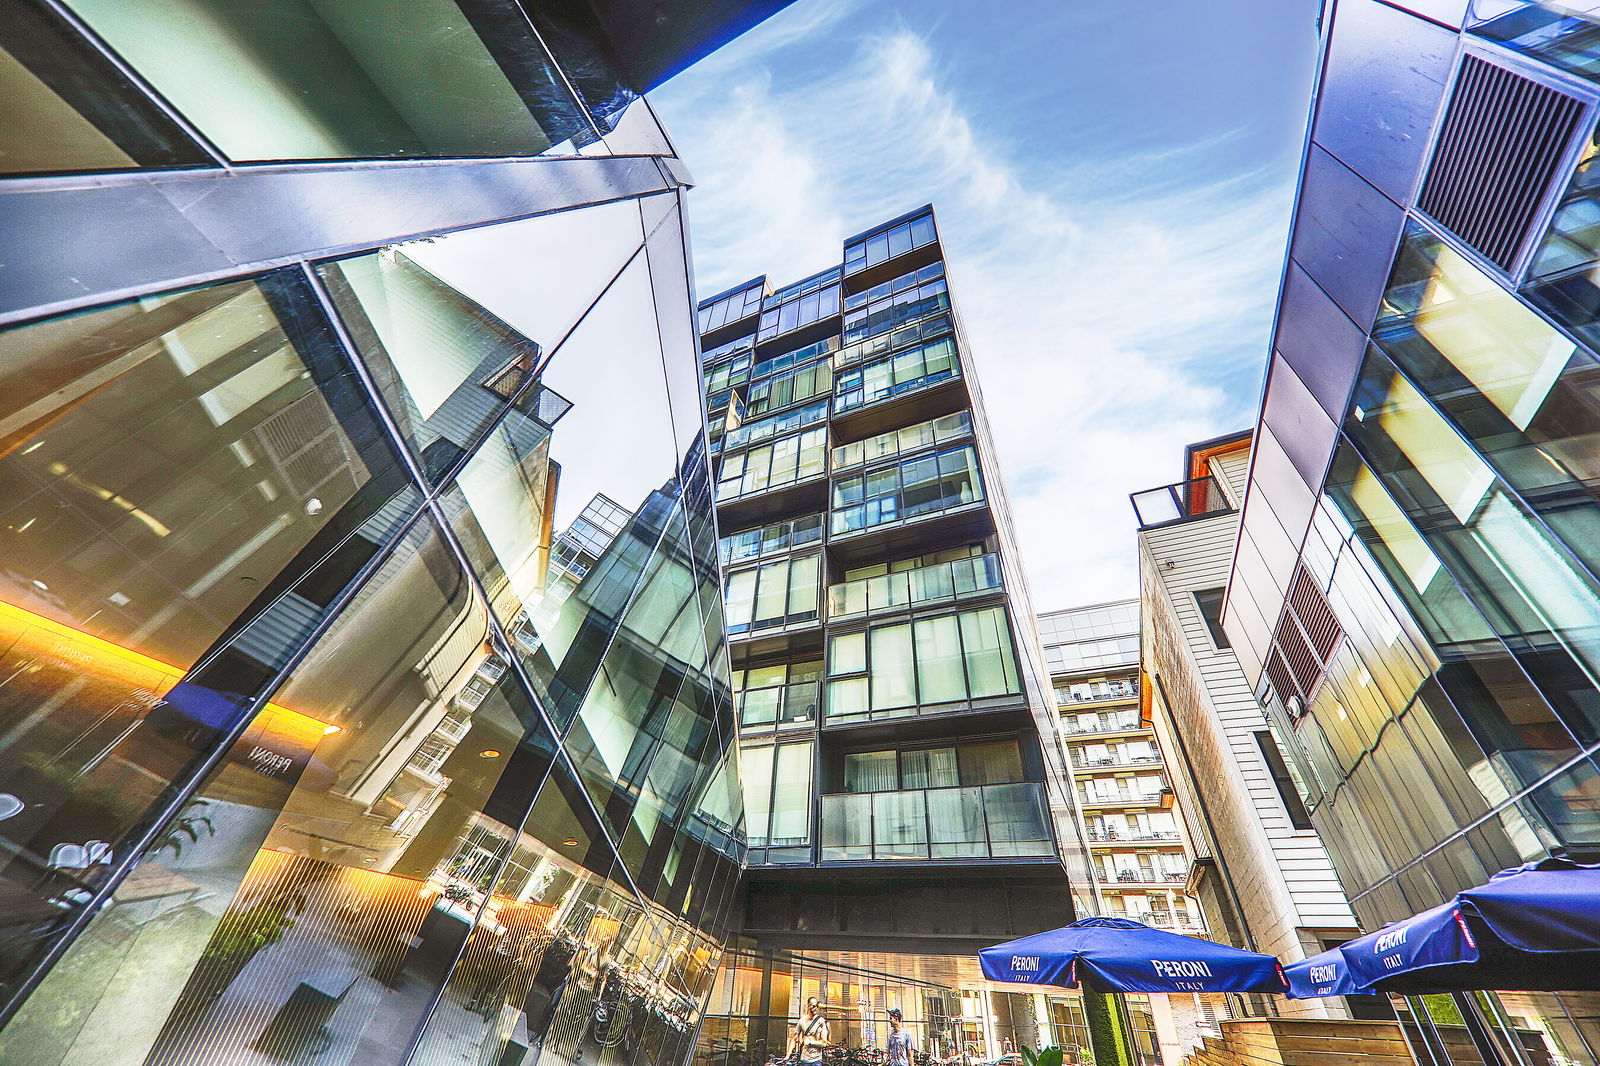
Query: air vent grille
[
  {"left": 1419, "top": 55, "right": 1584, "bottom": 271},
  {"left": 1263, "top": 565, "right": 1344, "bottom": 713}
]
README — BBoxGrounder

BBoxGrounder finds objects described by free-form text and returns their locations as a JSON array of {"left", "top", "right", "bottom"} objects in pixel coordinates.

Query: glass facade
[
  {"left": 0, "top": 0, "right": 786, "bottom": 1045},
  {"left": 1233, "top": 2, "right": 1600, "bottom": 1059},
  {"left": 694, "top": 206, "right": 1074, "bottom": 1028}
]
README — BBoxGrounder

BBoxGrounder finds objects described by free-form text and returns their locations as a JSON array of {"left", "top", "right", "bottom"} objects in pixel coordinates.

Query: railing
[
  {"left": 1101, "top": 869, "right": 1189, "bottom": 885},
  {"left": 1078, "top": 790, "right": 1166, "bottom": 807},
  {"left": 739, "top": 681, "right": 819, "bottom": 729},
  {"left": 820, "top": 782, "right": 1052, "bottom": 861},
  {"left": 1086, "top": 829, "right": 1181, "bottom": 843},
  {"left": 1136, "top": 913, "right": 1205, "bottom": 933},
  {"left": 1060, "top": 715, "right": 1144, "bottom": 736},
  {"left": 827, "top": 553, "right": 1001, "bottom": 621},
  {"left": 831, "top": 411, "right": 972, "bottom": 471},
  {"left": 1055, "top": 683, "right": 1139, "bottom": 705},
  {"left": 1069, "top": 753, "right": 1162, "bottom": 770},
  {"left": 1130, "top": 473, "right": 1234, "bottom": 530}
]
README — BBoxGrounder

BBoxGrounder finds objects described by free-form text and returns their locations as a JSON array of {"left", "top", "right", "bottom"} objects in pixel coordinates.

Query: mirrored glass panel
[
  {"left": 0, "top": 2, "right": 210, "bottom": 173},
  {"left": 0, "top": 271, "right": 411, "bottom": 1004},
  {"left": 63, "top": 0, "right": 602, "bottom": 161}
]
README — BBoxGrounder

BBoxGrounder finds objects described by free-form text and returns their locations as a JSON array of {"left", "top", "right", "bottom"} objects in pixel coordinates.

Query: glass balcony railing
[
  {"left": 827, "top": 553, "right": 1001, "bottom": 621},
  {"left": 1086, "top": 828, "right": 1181, "bottom": 843},
  {"left": 820, "top": 782, "right": 1053, "bottom": 862},
  {"left": 1130, "top": 473, "right": 1234, "bottom": 530},
  {"left": 738, "top": 681, "right": 819, "bottom": 729}
]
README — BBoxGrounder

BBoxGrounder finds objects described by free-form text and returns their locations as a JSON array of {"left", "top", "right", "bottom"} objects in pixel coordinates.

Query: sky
[{"left": 651, "top": 0, "right": 1324, "bottom": 612}]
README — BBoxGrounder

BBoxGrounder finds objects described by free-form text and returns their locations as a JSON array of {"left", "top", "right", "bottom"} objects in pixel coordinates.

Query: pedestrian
[
  {"left": 788, "top": 996, "right": 829, "bottom": 1065},
  {"left": 886, "top": 1008, "right": 914, "bottom": 1066}
]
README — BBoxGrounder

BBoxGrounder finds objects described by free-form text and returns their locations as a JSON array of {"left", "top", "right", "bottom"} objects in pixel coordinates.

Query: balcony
[
  {"left": 1133, "top": 912, "right": 1206, "bottom": 935},
  {"left": 1059, "top": 715, "right": 1146, "bottom": 737},
  {"left": 819, "top": 782, "right": 1054, "bottom": 862},
  {"left": 1054, "top": 682, "right": 1139, "bottom": 707},
  {"left": 1069, "top": 753, "right": 1163, "bottom": 772},
  {"left": 1086, "top": 828, "right": 1182, "bottom": 844},
  {"left": 827, "top": 553, "right": 1002, "bottom": 622},
  {"left": 739, "top": 681, "right": 819, "bottom": 731},
  {"left": 1130, "top": 473, "right": 1234, "bottom": 531},
  {"left": 1077, "top": 788, "right": 1170, "bottom": 810}
]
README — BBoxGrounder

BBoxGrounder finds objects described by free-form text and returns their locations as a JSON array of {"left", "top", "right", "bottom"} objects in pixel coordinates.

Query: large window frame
[{"left": 825, "top": 605, "right": 1022, "bottom": 723}]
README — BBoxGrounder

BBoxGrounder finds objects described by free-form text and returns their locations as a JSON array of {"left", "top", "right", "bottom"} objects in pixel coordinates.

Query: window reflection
[
  {"left": 0, "top": 2, "right": 210, "bottom": 173},
  {"left": 61, "top": 0, "right": 601, "bottom": 162}
]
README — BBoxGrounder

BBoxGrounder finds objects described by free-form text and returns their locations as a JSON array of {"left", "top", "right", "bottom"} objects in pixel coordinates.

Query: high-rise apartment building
[
  {"left": 1039, "top": 601, "right": 1202, "bottom": 938},
  {"left": 0, "top": 5, "right": 790, "bottom": 1065},
  {"left": 1220, "top": 1, "right": 1600, "bottom": 1061},
  {"left": 1039, "top": 600, "right": 1226, "bottom": 1066},
  {"left": 693, "top": 207, "right": 1081, "bottom": 1062}
]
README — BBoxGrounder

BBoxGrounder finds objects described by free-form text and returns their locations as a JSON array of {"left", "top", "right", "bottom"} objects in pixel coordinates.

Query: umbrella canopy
[
  {"left": 1284, "top": 947, "right": 1373, "bottom": 999},
  {"left": 980, "top": 916, "right": 1288, "bottom": 994},
  {"left": 1336, "top": 859, "right": 1600, "bottom": 995}
]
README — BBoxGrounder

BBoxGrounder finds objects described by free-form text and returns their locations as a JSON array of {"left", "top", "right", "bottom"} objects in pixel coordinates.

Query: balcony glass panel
[
  {"left": 843, "top": 214, "right": 937, "bottom": 275},
  {"left": 829, "top": 553, "right": 1002, "bottom": 620},
  {"left": 739, "top": 681, "right": 820, "bottom": 729},
  {"left": 1130, "top": 474, "right": 1233, "bottom": 529},
  {"left": 819, "top": 784, "right": 1050, "bottom": 861},
  {"left": 721, "top": 513, "right": 825, "bottom": 565},
  {"left": 834, "top": 337, "right": 958, "bottom": 413},
  {"left": 721, "top": 399, "right": 828, "bottom": 453},
  {"left": 832, "top": 412, "right": 972, "bottom": 471},
  {"left": 716, "top": 428, "right": 828, "bottom": 502},
  {"left": 842, "top": 269, "right": 949, "bottom": 346},
  {"left": 831, "top": 444, "right": 983, "bottom": 535},
  {"left": 826, "top": 605, "right": 1021, "bottom": 724}
]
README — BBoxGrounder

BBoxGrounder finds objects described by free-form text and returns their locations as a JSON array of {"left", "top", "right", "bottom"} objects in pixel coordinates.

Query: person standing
[
  {"left": 886, "top": 1008, "right": 914, "bottom": 1066},
  {"left": 788, "top": 996, "right": 829, "bottom": 1064}
]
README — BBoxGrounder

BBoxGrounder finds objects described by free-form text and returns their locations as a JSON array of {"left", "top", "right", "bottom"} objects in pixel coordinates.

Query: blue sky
[{"left": 652, "top": 0, "right": 1322, "bottom": 610}]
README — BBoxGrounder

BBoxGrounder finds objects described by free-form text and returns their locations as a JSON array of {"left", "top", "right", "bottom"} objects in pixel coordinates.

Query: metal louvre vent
[
  {"left": 1419, "top": 55, "right": 1585, "bottom": 271},
  {"left": 1263, "top": 565, "right": 1344, "bottom": 713}
]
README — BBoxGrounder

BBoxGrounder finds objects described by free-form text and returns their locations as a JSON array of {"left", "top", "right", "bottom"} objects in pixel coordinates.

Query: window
[
  {"left": 741, "top": 741, "right": 814, "bottom": 847},
  {"left": 716, "top": 428, "right": 828, "bottom": 500},
  {"left": 724, "top": 554, "right": 821, "bottom": 634},
  {"left": 720, "top": 514, "right": 824, "bottom": 565},
  {"left": 704, "top": 352, "right": 752, "bottom": 394},
  {"left": 0, "top": 3, "right": 212, "bottom": 174},
  {"left": 844, "top": 213, "right": 938, "bottom": 274},
  {"left": 831, "top": 445, "right": 982, "bottom": 534},
  {"left": 736, "top": 660, "right": 822, "bottom": 728},
  {"left": 1193, "top": 588, "right": 1231, "bottom": 649},
  {"left": 756, "top": 270, "right": 842, "bottom": 342},
  {"left": 1254, "top": 731, "right": 1313, "bottom": 831},
  {"left": 62, "top": 0, "right": 599, "bottom": 162},
  {"left": 747, "top": 359, "right": 832, "bottom": 416},
  {"left": 698, "top": 284, "right": 765, "bottom": 334},
  {"left": 842, "top": 263, "right": 949, "bottom": 345},
  {"left": 751, "top": 337, "right": 837, "bottom": 381},
  {"left": 722, "top": 399, "right": 828, "bottom": 452},
  {"left": 832, "top": 412, "right": 972, "bottom": 471},
  {"left": 843, "top": 741, "right": 1020, "bottom": 793},
  {"left": 833, "top": 336, "right": 958, "bottom": 413},
  {"left": 825, "top": 606, "right": 1021, "bottom": 722}
]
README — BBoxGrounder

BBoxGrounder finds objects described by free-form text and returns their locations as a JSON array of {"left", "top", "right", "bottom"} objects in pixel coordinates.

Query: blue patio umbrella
[
  {"left": 979, "top": 917, "right": 1288, "bottom": 994},
  {"left": 1335, "top": 859, "right": 1600, "bottom": 995},
  {"left": 1284, "top": 947, "right": 1373, "bottom": 999}
]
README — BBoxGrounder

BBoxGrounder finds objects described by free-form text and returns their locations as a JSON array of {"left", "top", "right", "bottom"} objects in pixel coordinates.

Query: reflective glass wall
[
  {"left": 0, "top": 193, "right": 745, "bottom": 1066},
  {"left": 1229, "top": 1, "right": 1600, "bottom": 1058}
]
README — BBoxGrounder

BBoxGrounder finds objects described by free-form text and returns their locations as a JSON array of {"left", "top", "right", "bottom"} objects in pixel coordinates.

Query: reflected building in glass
[
  {"left": 1224, "top": 0, "right": 1600, "bottom": 1060},
  {"left": 694, "top": 207, "right": 1083, "bottom": 1064},
  {"left": 0, "top": 3, "right": 791, "bottom": 1064}
]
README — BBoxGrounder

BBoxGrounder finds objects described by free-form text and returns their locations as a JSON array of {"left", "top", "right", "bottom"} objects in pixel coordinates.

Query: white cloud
[{"left": 654, "top": 12, "right": 1293, "bottom": 611}]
